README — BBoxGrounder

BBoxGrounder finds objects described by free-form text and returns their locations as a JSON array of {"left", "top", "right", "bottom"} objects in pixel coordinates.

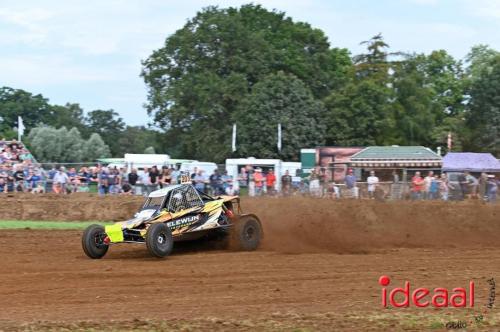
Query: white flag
[
  {"left": 231, "top": 123, "right": 237, "bottom": 152},
  {"left": 277, "top": 123, "right": 282, "bottom": 152},
  {"left": 18, "top": 116, "right": 25, "bottom": 141}
]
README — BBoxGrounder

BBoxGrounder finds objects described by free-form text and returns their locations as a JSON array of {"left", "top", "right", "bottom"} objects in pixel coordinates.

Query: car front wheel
[
  {"left": 82, "top": 224, "right": 109, "bottom": 259},
  {"left": 146, "top": 223, "right": 174, "bottom": 258}
]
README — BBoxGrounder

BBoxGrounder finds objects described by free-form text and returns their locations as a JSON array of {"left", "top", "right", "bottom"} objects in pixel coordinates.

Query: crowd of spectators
[
  {"left": 0, "top": 139, "right": 43, "bottom": 193},
  {"left": 305, "top": 168, "right": 499, "bottom": 203},
  {"left": 0, "top": 138, "right": 498, "bottom": 201}
]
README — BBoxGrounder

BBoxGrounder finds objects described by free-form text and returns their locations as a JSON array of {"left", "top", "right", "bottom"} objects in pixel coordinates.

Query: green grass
[{"left": 0, "top": 220, "right": 113, "bottom": 230}]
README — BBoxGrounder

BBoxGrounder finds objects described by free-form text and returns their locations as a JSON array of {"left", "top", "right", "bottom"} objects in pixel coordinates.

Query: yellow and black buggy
[{"left": 82, "top": 180, "right": 262, "bottom": 259}]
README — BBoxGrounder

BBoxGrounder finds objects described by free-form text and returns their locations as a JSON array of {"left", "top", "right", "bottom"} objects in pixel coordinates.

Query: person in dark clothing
[
  {"left": 128, "top": 169, "right": 138, "bottom": 186},
  {"left": 281, "top": 170, "right": 292, "bottom": 196},
  {"left": 149, "top": 166, "right": 160, "bottom": 185},
  {"left": 209, "top": 169, "right": 223, "bottom": 195}
]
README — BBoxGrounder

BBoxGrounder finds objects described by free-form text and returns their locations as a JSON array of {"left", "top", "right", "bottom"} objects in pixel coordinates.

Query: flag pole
[
  {"left": 231, "top": 124, "right": 237, "bottom": 152},
  {"left": 277, "top": 123, "right": 282, "bottom": 152}
]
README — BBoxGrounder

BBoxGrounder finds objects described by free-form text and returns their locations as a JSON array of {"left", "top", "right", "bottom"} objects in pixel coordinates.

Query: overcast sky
[{"left": 1, "top": 0, "right": 500, "bottom": 125}]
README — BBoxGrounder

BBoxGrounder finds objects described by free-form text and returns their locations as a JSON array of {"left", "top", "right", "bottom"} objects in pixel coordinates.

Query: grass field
[{"left": 0, "top": 220, "right": 112, "bottom": 230}]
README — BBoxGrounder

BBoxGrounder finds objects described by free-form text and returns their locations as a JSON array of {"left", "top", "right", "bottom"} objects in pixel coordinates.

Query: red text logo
[{"left": 379, "top": 275, "right": 474, "bottom": 308}]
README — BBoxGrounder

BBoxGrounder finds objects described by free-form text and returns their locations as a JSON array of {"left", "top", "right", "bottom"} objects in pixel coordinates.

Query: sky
[{"left": 1, "top": 0, "right": 500, "bottom": 126}]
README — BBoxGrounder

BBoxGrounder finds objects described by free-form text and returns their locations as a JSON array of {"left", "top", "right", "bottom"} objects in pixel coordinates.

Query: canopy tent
[
  {"left": 349, "top": 146, "right": 442, "bottom": 168},
  {"left": 442, "top": 152, "right": 500, "bottom": 173}
]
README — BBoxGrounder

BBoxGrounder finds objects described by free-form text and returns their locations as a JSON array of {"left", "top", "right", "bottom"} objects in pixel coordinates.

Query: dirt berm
[{"left": 1, "top": 194, "right": 499, "bottom": 253}]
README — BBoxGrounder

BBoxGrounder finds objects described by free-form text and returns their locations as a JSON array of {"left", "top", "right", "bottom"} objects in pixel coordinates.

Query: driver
[{"left": 170, "top": 192, "right": 184, "bottom": 213}]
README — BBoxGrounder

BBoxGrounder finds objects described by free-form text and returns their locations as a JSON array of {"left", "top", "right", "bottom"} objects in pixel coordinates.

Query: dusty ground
[{"left": 1, "top": 196, "right": 500, "bottom": 331}]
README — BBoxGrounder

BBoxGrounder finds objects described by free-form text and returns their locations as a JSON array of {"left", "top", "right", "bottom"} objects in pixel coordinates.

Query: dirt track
[{"left": 1, "top": 196, "right": 500, "bottom": 331}]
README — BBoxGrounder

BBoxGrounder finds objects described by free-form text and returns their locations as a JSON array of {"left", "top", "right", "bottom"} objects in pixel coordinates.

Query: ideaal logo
[
  {"left": 378, "top": 275, "right": 474, "bottom": 308},
  {"left": 378, "top": 276, "right": 496, "bottom": 329}
]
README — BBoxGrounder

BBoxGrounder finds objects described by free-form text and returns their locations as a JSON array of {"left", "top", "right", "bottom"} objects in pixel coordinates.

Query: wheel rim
[
  {"left": 93, "top": 231, "right": 107, "bottom": 249},
  {"left": 157, "top": 233, "right": 167, "bottom": 246},
  {"left": 244, "top": 225, "right": 255, "bottom": 241}
]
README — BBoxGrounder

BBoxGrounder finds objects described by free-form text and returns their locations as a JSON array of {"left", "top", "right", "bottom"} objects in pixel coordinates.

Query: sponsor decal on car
[{"left": 167, "top": 215, "right": 200, "bottom": 229}]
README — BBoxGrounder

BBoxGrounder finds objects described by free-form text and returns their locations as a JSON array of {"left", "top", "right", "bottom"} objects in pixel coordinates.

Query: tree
[
  {"left": 86, "top": 109, "right": 125, "bottom": 157},
  {"left": 235, "top": 72, "right": 325, "bottom": 160},
  {"left": 324, "top": 79, "right": 393, "bottom": 146},
  {"left": 27, "top": 126, "right": 110, "bottom": 162},
  {"left": 391, "top": 51, "right": 466, "bottom": 147},
  {"left": 116, "top": 126, "right": 163, "bottom": 155},
  {"left": 27, "top": 126, "right": 83, "bottom": 162},
  {"left": 83, "top": 133, "right": 111, "bottom": 161},
  {"left": 465, "top": 45, "right": 500, "bottom": 82},
  {"left": 141, "top": 4, "right": 351, "bottom": 161},
  {"left": 466, "top": 55, "right": 500, "bottom": 155},
  {"left": 47, "top": 103, "right": 87, "bottom": 134},
  {"left": 324, "top": 34, "right": 395, "bottom": 146},
  {"left": 0, "top": 87, "right": 52, "bottom": 135}
]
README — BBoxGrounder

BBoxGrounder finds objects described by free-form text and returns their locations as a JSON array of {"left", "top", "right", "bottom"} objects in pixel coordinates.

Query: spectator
[
  {"left": 225, "top": 183, "right": 235, "bottom": 195},
  {"left": 159, "top": 167, "right": 172, "bottom": 189},
  {"left": 221, "top": 170, "right": 232, "bottom": 193},
  {"left": 149, "top": 166, "right": 160, "bottom": 192},
  {"left": 170, "top": 167, "right": 180, "bottom": 184},
  {"left": 108, "top": 168, "right": 120, "bottom": 194},
  {"left": 429, "top": 175, "right": 440, "bottom": 200},
  {"left": 423, "top": 171, "right": 434, "bottom": 199},
  {"left": 194, "top": 170, "right": 206, "bottom": 192},
  {"left": 411, "top": 171, "right": 424, "bottom": 200},
  {"left": 253, "top": 168, "right": 264, "bottom": 196},
  {"left": 367, "top": 171, "right": 379, "bottom": 199},
  {"left": 140, "top": 167, "right": 151, "bottom": 195},
  {"left": 238, "top": 167, "right": 247, "bottom": 188},
  {"left": 439, "top": 173, "right": 449, "bottom": 201},
  {"left": 26, "top": 170, "right": 41, "bottom": 191},
  {"left": 457, "top": 172, "right": 467, "bottom": 200},
  {"left": 97, "top": 167, "right": 110, "bottom": 195},
  {"left": 0, "top": 177, "right": 6, "bottom": 193},
  {"left": 53, "top": 167, "right": 69, "bottom": 194},
  {"left": 190, "top": 167, "right": 198, "bottom": 184},
  {"left": 344, "top": 169, "right": 357, "bottom": 198},
  {"left": 118, "top": 167, "right": 128, "bottom": 186},
  {"left": 479, "top": 172, "right": 489, "bottom": 201},
  {"left": 487, "top": 175, "right": 498, "bottom": 203},
  {"left": 281, "top": 170, "right": 292, "bottom": 196},
  {"left": 209, "top": 169, "right": 223, "bottom": 195},
  {"left": 128, "top": 168, "right": 139, "bottom": 194},
  {"left": 309, "top": 168, "right": 321, "bottom": 197},
  {"left": 464, "top": 171, "right": 478, "bottom": 199},
  {"left": 121, "top": 180, "right": 133, "bottom": 195},
  {"left": 266, "top": 169, "right": 276, "bottom": 195}
]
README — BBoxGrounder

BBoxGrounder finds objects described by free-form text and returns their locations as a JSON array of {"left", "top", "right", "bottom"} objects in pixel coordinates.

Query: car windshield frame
[{"left": 140, "top": 195, "right": 168, "bottom": 211}]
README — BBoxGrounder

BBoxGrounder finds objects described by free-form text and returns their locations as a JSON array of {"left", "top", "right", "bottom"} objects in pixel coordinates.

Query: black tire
[
  {"left": 82, "top": 224, "right": 109, "bottom": 259},
  {"left": 230, "top": 216, "right": 262, "bottom": 251},
  {"left": 146, "top": 223, "right": 174, "bottom": 258}
]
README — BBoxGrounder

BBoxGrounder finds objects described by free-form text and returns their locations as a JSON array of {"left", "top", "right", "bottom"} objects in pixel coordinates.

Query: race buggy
[{"left": 81, "top": 180, "right": 262, "bottom": 259}]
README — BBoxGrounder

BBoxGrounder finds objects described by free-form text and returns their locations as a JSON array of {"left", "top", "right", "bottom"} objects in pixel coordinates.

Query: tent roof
[
  {"left": 349, "top": 146, "right": 441, "bottom": 168},
  {"left": 442, "top": 152, "right": 500, "bottom": 172}
]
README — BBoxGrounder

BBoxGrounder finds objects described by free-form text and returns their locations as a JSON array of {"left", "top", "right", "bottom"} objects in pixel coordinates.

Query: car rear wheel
[
  {"left": 146, "top": 223, "right": 174, "bottom": 258},
  {"left": 230, "top": 216, "right": 262, "bottom": 251},
  {"left": 82, "top": 224, "right": 109, "bottom": 259}
]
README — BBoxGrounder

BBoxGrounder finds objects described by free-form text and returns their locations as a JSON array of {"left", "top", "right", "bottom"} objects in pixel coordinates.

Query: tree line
[
  {"left": 0, "top": 87, "right": 163, "bottom": 162},
  {"left": 142, "top": 4, "right": 500, "bottom": 161},
  {"left": 1, "top": 4, "right": 499, "bottom": 163}
]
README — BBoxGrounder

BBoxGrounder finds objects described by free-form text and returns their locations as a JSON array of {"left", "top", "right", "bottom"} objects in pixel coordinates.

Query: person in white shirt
[
  {"left": 52, "top": 167, "right": 69, "bottom": 194},
  {"left": 423, "top": 171, "right": 434, "bottom": 200},
  {"left": 367, "top": 171, "right": 379, "bottom": 199}
]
